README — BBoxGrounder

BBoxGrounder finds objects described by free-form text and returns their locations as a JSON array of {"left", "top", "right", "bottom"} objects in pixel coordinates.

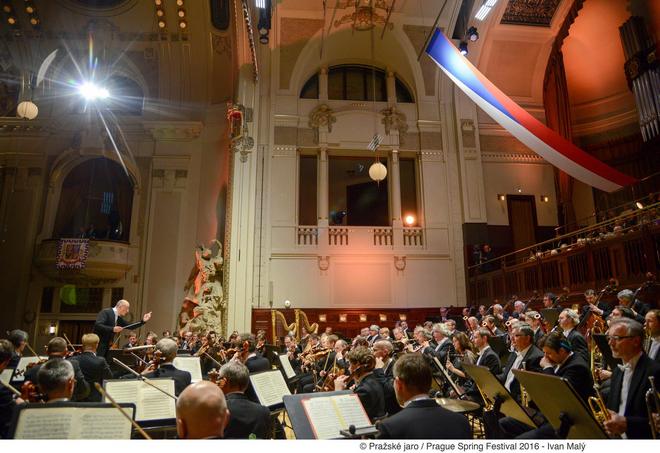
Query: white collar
[
  {"left": 516, "top": 344, "right": 532, "bottom": 358},
  {"left": 623, "top": 351, "right": 643, "bottom": 369},
  {"left": 479, "top": 345, "right": 491, "bottom": 353},
  {"left": 403, "top": 394, "right": 430, "bottom": 407}
]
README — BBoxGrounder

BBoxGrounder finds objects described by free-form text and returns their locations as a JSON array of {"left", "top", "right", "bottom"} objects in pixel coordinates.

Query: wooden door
[{"left": 507, "top": 195, "right": 538, "bottom": 261}]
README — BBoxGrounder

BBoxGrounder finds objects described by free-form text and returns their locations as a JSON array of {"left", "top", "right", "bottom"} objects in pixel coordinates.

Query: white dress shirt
[{"left": 504, "top": 345, "right": 532, "bottom": 391}]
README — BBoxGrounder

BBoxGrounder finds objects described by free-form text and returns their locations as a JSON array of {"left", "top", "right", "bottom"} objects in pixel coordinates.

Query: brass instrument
[
  {"left": 646, "top": 376, "right": 659, "bottom": 439},
  {"left": 520, "top": 361, "right": 530, "bottom": 408},
  {"left": 481, "top": 320, "right": 495, "bottom": 336},
  {"left": 588, "top": 387, "right": 612, "bottom": 431}
]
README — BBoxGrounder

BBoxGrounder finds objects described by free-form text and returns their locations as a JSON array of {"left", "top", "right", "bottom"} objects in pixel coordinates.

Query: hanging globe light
[
  {"left": 16, "top": 100, "right": 38, "bottom": 120},
  {"left": 369, "top": 161, "right": 387, "bottom": 182}
]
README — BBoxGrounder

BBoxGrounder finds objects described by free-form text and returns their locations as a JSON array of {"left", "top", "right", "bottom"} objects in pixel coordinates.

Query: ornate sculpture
[
  {"left": 178, "top": 239, "right": 227, "bottom": 336},
  {"left": 227, "top": 103, "right": 254, "bottom": 162},
  {"left": 380, "top": 106, "right": 408, "bottom": 145},
  {"left": 309, "top": 103, "right": 336, "bottom": 143}
]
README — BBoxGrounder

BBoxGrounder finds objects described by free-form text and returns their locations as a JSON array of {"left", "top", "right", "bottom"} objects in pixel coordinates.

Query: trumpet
[{"left": 588, "top": 387, "right": 620, "bottom": 437}]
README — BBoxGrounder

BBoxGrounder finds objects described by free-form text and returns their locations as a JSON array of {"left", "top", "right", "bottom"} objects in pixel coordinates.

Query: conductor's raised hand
[
  {"left": 113, "top": 326, "right": 124, "bottom": 333},
  {"left": 143, "top": 312, "right": 152, "bottom": 323}
]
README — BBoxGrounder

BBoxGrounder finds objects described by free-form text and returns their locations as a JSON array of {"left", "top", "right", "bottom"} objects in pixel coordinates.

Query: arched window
[
  {"left": 300, "top": 65, "right": 414, "bottom": 103},
  {"left": 53, "top": 158, "right": 133, "bottom": 242}
]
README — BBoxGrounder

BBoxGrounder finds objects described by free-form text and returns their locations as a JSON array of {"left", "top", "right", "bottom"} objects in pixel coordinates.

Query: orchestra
[{"left": 0, "top": 282, "right": 658, "bottom": 441}]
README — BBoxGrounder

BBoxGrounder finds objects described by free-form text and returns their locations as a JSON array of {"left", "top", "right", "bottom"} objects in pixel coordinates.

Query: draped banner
[
  {"left": 425, "top": 29, "right": 637, "bottom": 193},
  {"left": 56, "top": 238, "right": 89, "bottom": 270}
]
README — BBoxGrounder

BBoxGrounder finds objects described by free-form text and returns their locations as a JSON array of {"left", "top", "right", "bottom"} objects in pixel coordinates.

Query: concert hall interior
[{"left": 0, "top": 0, "right": 659, "bottom": 442}]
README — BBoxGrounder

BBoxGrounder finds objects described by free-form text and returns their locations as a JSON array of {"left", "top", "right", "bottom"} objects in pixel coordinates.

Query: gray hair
[
  {"left": 514, "top": 300, "right": 525, "bottom": 309},
  {"left": 8, "top": 329, "right": 28, "bottom": 348},
  {"left": 617, "top": 289, "right": 634, "bottom": 301},
  {"left": 513, "top": 322, "right": 534, "bottom": 338},
  {"left": 156, "top": 338, "right": 178, "bottom": 360},
  {"left": 219, "top": 361, "right": 250, "bottom": 391},
  {"left": 335, "top": 339, "right": 348, "bottom": 349},
  {"left": 38, "top": 359, "right": 74, "bottom": 394},
  {"left": 369, "top": 325, "right": 380, "bottom": 331},
  {"left": 432, "top": 323, "right": 449, "bottom": 337},
  {"left": 561, "top": 308, "right": 580, "bottom": 325},
  {"left": 610, "top": 317, "right": 644, "bottom": 338},
  {"left": 115, "top": 299, "right": 130, "bottom": 308},
  {"left": 414, "top": 326, "right": 432, "bottom": 341},
  {"left": 0, "top": 339, "right": 13, "bottom": 363}
]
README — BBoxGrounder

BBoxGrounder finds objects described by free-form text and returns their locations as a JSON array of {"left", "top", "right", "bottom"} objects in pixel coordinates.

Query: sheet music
[
  {"left": 278, "top": 354, "right": 296, "bottom": 379},
  {"left": 250, "top": 370, "right": 291, "bottom": 407},
  {"left": 0, "top": 368, "right": 13, "bottom": 385},
  {"left": 302, "top": 394, "right": 371, "bottom": 439},
  {"left": 14, "top": 407, "right": 132, "bottom": 439},
  {"left": 13, "top": 356, "right": 48, "bottom": 382},
  {"left": 104, "top": 379, "right": 176, "bottom": 421},
  {"left": 173, "top": 356, "right": 203, "bottom": 382}
]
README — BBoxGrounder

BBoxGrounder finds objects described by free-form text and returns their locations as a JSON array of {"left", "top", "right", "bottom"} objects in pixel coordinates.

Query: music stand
[
  {"left": 541, "top": 309, "right": 561, "bottom": 328},
  {"left": 593, "top": 334, "right": 621, "bottom": 370},
  {"left": 463, "top": 363, "right": 536, "bottom": 428},
  {"left": 513, "top": 370, "right": 608, "bottom": 439}
]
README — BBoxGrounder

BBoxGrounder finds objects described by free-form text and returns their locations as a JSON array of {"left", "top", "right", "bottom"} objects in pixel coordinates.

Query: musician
[
  {"left": 176, "top": 381, "right": 230, "bottom": 439},
  {"left": 644, "top": 309, "right": 660, "bottom": 361},
  {"left": 123, "top": 331, "right": 139, "bottom": 349},
  {"left": 584, "top": 288, "right": 612, "bottom": 320},
  {"left": 217, "top": 361, "right": 270, "bottom": 439},
  {"left": 467, "top": 316, "right": 479, "bottom": 332},
  {"left": 497, "top": 323, "right": 543, "bottom": 403},
  {"left": 298, "top": 327, "right": 310, "bottom": 352},
  {"left": 430, "top": 324, "right": 454, "bottom": 363},
  {"left": 477, "top": 305, "right": 487, "bottom": 321},
  {"left": 376, "top": 354, "right": 471, "bottom": 439},
  {"left": 181, "top": 331, "right": 194, "bottom": 351},
  {"left": 37, "top": 359, "right": 76, "bottom": 403},
  {"left": 283, "top": 334, "right": 301, "bottom": 372},
  {"left": 335, "top": 347, "right": 385, "bottom": 422},
  {"left": 473, "top": 328, "right": 502, "bottom": 375},
  {"left": 439, "top": 307, "right": 449, "bottom": 323},
  {"left": 7, "top": 329, "right": 28, "bottom": 369},
  {"left": 483, "top": 315, "right": 505, "bottom": 336},
  {"left": 69, "top": 333, "right": 112, "bottom": 402},
  {"left": 242, "top": 334, "right": 270, "bottom": 373},
  {"left": 604, "top": 318, "right": 660, "bottom": 438},
  {"left": 445, "top": 319, "right": 457, "bottom": 336},
  {"left": 371, "top": 340, "right": 400, "bottom": 416},
  {"left": 408, "top": 326, "right": 431, "bottom": 354},
  {"left": 542, "top": 292, "right": 559, "bottom": 309},
  {"left": 379, "top": 327, "right": 391, "bottom": 341},
  {"left": 617, "top": 289, "right": 649, "bottom": 324},
  {"left": 511, "top": 300, "right": 525, "bottom": 319},
  {"left": 93, "top": 299, "right": 152, "bottom": 359},
  {"left": 502, "top": 331, "right": 595, "bottom": 439},
  {"left": 24, "top": 337, "right": 89, "bottom": 402},
  {"left": 142, "top": 338, "right": 191, "bottom": 396},
  {"left": 0, "top": 339, "right": 23, "bottom": 439},
  {"left": 558, "top": 309, "right": 589, "bottom": 363},
  {"left": 400, "top": 321, "right": 413, "bottom": 339},
  {"left": 445, "top": 331, "right": 476, "bottom": 391},
  {"left": 492, "top": 303, "right": 508, "bottom": 327},
  {"left": 367, "top": 325, "right": 382, "bottom": 346},
  {"left": 525, "top": 311, "right": 544, "bottom": 346}
]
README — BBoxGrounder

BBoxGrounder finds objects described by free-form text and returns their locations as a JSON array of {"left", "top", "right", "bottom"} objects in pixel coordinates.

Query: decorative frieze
[{"left": 143, "top": 121, "right": 203, "bottom": 141}]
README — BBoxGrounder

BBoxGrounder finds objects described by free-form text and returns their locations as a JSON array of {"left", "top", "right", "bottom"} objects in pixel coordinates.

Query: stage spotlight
[
  {"left": 467, "top": 26, "right": 479, "bottom": 42},
  {"left": 78, "top": 82, "right": 110, "bottom": 101},
  {"left": 459, "top": 41, "right": 468, "bottom": 56}
]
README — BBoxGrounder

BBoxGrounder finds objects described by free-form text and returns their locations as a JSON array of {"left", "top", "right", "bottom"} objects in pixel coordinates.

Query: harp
[
  {"left": 271, "top": 310, "right": 297, "bottom": 344},
  {"left": 295, "top": 309, "right": 319, "bottom": 340}
]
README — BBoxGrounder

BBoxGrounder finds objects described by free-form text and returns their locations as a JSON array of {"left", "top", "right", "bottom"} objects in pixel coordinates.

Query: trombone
[{"left": 646, "top": 376, "right": 659, "bottom": 439}]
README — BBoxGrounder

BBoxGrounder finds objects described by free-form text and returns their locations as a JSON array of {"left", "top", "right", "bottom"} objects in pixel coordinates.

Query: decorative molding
[
  {"left": 272, "top": 145, "right": 297, "bottom": 158},
  {"left": 318, "top": 256, "right": 330, "bottom": 271},
  {"left": 481, "top": 152, "right": 546, "bottom": 164},
  {"left": 460, "top": 119, "right": 476, "bottom": 148},
  {"left": 501, "top": 0, "right": 562, "bottom": 27},
  {"left": 380, "top": 106, "right": 409, "bottom": 145},
  {"left": 420, "top": 150, "right": 445, "bottom": 162},
  {"left": 212, "top": 34, "right": 232, "bottom": 56},
  {"left": 394, "top": 255, "right": 406, "bottom": 272},
  {"left": 0, "top": 121, "right": 51, "bottom": 137},
  {"left": 308, "top": 104, "right": 336, "bottom": 144},
  {"left": 143, "top": 121, "right": 203, "bottom": 141}
]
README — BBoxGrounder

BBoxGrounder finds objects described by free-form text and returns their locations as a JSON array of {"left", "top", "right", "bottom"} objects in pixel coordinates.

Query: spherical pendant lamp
[
  {"left": 16, "top": 100, "right": 38, "bottom": 120},
  {"left": 369, "top": 161, "right": 387, "bottom": 182}
]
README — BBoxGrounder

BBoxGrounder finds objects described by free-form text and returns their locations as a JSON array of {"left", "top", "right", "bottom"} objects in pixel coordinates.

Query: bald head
[
  {"left": 176, "top": 381, "right": 229, "bottom": 439},
  {"left": 115, "top": 299, "right": 130, "bottom": 316}
]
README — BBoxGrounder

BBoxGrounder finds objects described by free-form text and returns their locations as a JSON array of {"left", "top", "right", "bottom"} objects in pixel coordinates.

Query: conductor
[{"left": 93, "top": 299, "right": 152, "bottom": 358}]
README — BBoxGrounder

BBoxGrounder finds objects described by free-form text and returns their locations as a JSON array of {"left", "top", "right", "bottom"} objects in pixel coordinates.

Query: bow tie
[{"left": 617, "top": 363, "right": 632, "bottom": 372}]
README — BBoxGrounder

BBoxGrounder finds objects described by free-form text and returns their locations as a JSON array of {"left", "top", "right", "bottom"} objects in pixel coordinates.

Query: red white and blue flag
[{"left": 425, "top": 29, "right": 636, "bottom": 192}]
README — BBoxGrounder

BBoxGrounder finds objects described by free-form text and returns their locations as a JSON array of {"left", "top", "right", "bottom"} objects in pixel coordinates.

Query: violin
[{"left": 20, "top": 381, "right": 45, "bottom": 403}]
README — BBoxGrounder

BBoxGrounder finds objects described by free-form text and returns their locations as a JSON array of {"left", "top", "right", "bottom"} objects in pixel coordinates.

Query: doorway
[{"left": 507, "top": 195, "right": 538, "bottom": 261}]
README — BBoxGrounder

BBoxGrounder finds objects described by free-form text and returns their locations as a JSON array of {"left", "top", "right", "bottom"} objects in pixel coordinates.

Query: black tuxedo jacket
[
  {"left": 497, "top": 345, "right": 544, "bottom": 402},
  {"left": 432, "top": 339, "right": 454, "bottom": 363},
  {"left": 245, "top": 355, "right": 270, "bottom": 373},
  {"left": 476, "top": 347, "right": 502, "bottom": 376},
  {"left": 93, "top": 307, "right": 145, "bottom": 358},
  {"left": 373, "top": 358, "right": 400, "bottom": 416},
  {"left": 224, "top": 392, "right": 271, "bottom": 439},
  {"left": 354, "top": 372, "right": 385, "bottom": 422},
  {"left": 144, "top": 363, "right": 191, "bottom": 396},
  {"left": 70, "top": 352, "right": 113, "bottom": 402},
  {"left": 606, "top": 354, "right": 660, "bottom": 438},
  {"left": 533, "top": 328, "right": 544, "bottom": 347},
  {"left": 377, "top": 399, "right": 471, "bottom": 439},
  {"left": 541, "top": 353, "right": 594, "bottom": 403},
  {"left": 566, "top": 329, "right": 589, "bottom": 364},
  {"left": 24, "top": 356, "right": 90, "bottom": 402}
]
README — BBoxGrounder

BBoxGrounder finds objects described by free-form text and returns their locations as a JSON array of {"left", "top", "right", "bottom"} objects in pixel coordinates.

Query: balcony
[
  {"left": 295, "top": 225, "right": 425, "bottom": 249},
  {"left": 35, "top": 239, "right": 133, "bottom": 282}
]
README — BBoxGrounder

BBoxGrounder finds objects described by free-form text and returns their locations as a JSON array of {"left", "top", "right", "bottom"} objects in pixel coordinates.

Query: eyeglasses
[{"left": 606, "top": 335, "right": 635, "bottom": 342}]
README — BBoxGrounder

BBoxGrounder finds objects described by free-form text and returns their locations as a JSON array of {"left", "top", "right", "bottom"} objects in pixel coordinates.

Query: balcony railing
[{"left": 294, "top": 225, "right": 426, "bottom": 249}]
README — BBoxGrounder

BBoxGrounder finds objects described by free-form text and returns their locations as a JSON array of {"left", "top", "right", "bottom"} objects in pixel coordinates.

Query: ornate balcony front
[{"left": 35, "top": 239, "right": 133, "bottom": 283}]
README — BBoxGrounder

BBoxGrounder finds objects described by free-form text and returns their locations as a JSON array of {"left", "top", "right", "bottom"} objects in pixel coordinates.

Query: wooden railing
[{"left": 468, "top": 213, "right": 660, "bottom": 306}]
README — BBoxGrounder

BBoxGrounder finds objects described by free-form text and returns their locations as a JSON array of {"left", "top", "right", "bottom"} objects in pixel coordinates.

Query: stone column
[
  {"left": 319, "top": 66, "right": 328, "bottom": 101},
  {"left": 318, "top": 145, "right": 329, "bottom": 225}
]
